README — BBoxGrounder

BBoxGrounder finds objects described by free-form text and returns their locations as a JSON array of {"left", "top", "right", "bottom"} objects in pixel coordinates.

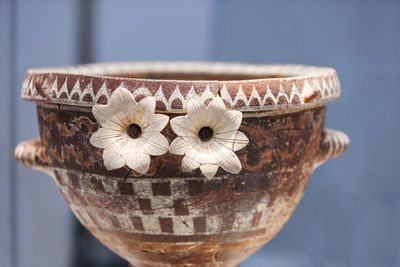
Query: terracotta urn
[{"left": 15, "top": 62, "right": 349, "bottom": 267}]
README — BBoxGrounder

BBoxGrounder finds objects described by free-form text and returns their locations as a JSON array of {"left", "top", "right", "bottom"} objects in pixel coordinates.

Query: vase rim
[{"left": 21, "top": 61, "right": 340, "bottom": 112}]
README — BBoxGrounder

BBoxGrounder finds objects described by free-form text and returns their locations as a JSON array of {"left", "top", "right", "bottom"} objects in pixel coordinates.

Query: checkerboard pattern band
[{"left": 53, "top": 168, "right": 291, "bottom": 238}]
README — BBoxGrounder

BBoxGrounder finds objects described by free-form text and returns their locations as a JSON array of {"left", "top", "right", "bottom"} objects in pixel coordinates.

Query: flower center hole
[
  {"left": 127, "top": 123, "right": 142, "bottom": 139},
  {"left": 198, "top": 127, "right": 214, "bottom": 142}
]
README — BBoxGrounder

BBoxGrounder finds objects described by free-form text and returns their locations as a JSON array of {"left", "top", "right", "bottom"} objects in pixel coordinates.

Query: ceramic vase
[{"left": 15, "top": 62, "right": 349, "bottom": 267}]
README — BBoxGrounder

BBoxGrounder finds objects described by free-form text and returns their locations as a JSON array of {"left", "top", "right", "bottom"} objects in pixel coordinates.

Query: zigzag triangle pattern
[{"left": 21, "top": 63, "right": 341, "bottom": 111}]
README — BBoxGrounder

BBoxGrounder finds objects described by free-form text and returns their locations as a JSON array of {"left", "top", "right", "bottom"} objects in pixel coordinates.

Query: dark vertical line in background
[
  {"left": 209, "top": 0, "right": 224, "bottom": 61},
  {"left": 77, "top": 0, "right": 93, "bottom": 63},
  {"left": 74, "top": 1, "right": 94, "bottom": 266},
  {"left": 9, "top": 0, "right": 18, "bottom": 267}
]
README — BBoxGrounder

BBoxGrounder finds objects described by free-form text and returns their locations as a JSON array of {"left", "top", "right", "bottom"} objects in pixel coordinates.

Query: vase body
[{"left": 15, "top": 62, "right": 349, "bottom": 266}]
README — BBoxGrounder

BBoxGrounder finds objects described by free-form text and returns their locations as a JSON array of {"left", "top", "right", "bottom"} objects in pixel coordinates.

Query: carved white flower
[
  {"left": 90, "top": 87, "right": 169, "bottom": 174},
  {"left": 169, "top": 98, "right": 249, "bottom": 179}
]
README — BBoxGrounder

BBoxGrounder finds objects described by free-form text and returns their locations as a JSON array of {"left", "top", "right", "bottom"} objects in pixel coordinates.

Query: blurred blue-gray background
[{"left": 1, "top": 0, "right": 399, "bottom": 266}]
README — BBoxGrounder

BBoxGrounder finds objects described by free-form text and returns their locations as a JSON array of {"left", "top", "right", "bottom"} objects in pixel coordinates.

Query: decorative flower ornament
[
  {"left": 90, "top": 87, "right": 169, "bottom": 174},
  {"left": 169, "top": 98, "right": 249, "bottom": 179}
]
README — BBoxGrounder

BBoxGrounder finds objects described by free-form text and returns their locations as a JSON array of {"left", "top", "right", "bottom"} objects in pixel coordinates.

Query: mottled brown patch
[
  {"left": 53, "top": 170, "right": 65, "bottom": 186},
  {"left": 109, "top": 215, "right": 121, "bottom": 228},
  {"left": 252, "top": 212, "right": 262, "bottom": 227},
  {"left": 264, "top": 97, "right": 275, "bottom": 105},
  {"left": 131, "top": 217, "right": 144, "bottom": 231},
  {"left": 138, "top": 199, "right": 153, "bottom": 215},
  {"left": 151, "top": 182, "right": 171, "bottom": 196},
  {"left": 90, "top": 176, "right": 104, "bottom": 192},
  {"left": 82, "top": 94, "right": 93, "bottom": 102},
  {"left": 119, "top": 183, "right": 135, "bottom": 195},
  {"left": 68, "top": 172, "right": 81, "bottom": 189},
  {"left": 71, "top": 93, "right": 80, "bottom": 101},
  {"left": 96, "top": 95, "right": 108, "bottom": 104},
  {"left": 193, "top": 216, "right": 207, "bottom": 233},
  {"left": 221, "top": 213, "right": 235, "bottom": 232},
  {"left": 188, "top": 180, "right": 204, "bottom": 195},
  {"left": 171, "top": 99, "right": 183, "bottom": 110},
  {"left": 159, "top": 218, "right": 173, "bottom": 233},
  {"left": 277, "top": 96, "right": 288, "bottom": 104},
  {"left": 173, "top": 199, "right": 189, "bottom": 216}
]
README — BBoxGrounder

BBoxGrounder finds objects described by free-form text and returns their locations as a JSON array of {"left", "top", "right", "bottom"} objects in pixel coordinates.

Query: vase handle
[
  {"left": 315, "top": 128, "right": 349, "bottom": 167},
  {"left": 15, "top": 138, "right": 49, "bottom": 172}
]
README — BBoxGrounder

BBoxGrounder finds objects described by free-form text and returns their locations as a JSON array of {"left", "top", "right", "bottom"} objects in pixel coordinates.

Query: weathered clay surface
[
  {"left": 32, "top": 104, "right": 322, "bottom": 266},
  {"left": 14, "top": 62, "right": 349, "bottom": 267}
]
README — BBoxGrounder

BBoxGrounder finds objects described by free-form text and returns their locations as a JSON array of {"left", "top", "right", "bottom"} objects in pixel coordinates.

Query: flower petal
[
  {"left": 215, "top": 130, "right": 249, "bottom": 151},
  {"left": 169, "top": 137, "right": 189, "bottom": 155},
  {"left": 215, "top": 110, "right": 242, "bottom": 134},
  {"left": 232, "top": 131, "right": 249, "bottom": 151},
  {"left": 109, "top": 87, "right": 138, "bottom": 125},
  {"left": 141, "top": 132, "right": 169, "bottom": 156},
  {"left": 185, "top": 140, "right": 217, "bottom": 165},
  {"left": 102, "top": 145, "right": 126, "bottom": 170},
  {"left": 211, "top": 141, "right": 242, "bottom": 174},
  {"left": 92, "top": 87, "right": 137, "bottom": 129},
  {"left": 108, "top": 87, "right": 137, "bottom": 113},
  {"left": 187, "top": 99, "right": 206, "bottom": 127},
  {"left": 90, "top": 128, "right": 123, "bottom": 149},
  {"left": 181, "top": 154, "right": 200, "bottom": 172},
  {"left": 92, "top": 105, "right": 124, "bottom": 130},
  {"left": 187, "top": 99, "right": 204, "bottom": 118},
  {"left": 142, "top": 113, "right": 169, "bottom": 132},
  {"left": 120, "top": 137, "right": 144, "bottom": 155},
  {"left": 200, "top": 164, "right": 219, "bottom": 179},
  {"left": 215, "top": 131, "right": 236, "bottom": 144},
  {"left": 170, "top": 116, "right": 197, "bottom": 137},
  {"left": 124, "top": 153, "right": 151, "bottom": 174},
  {"left": 206, "top": 97, "right": 226, "bottom": 127},
  {"left": 135, "top": 96, "right": 156, "bottom": 125}
]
